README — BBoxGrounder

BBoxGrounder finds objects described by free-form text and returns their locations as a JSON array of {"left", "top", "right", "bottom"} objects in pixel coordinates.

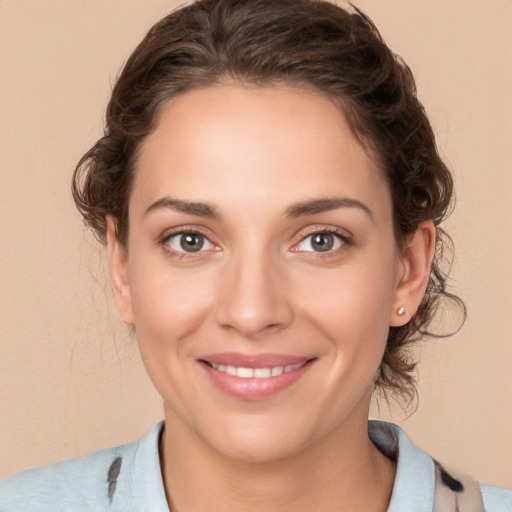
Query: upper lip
[{"left": 199, "top": 352, "right": 313, "bottom": 368}]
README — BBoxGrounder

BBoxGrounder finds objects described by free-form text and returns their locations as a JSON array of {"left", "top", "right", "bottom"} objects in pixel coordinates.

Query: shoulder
[
  {"left": 368, "top": 420, "right": 512, "bottom": 512},
  {"left": 0, "top": 445, "right": 128, "bottom": 511},
  {"left": 432, "top": 461, "right": 512, "bottom": 512},
  {"left": 0, "top": 422, "right": 166, "bottom": 512},
  {"left": 480, "top": 483, "right": 512, "bottom": 512}
]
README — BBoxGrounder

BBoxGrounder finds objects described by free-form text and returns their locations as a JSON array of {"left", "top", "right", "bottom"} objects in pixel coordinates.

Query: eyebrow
[
  {"left": 144, "top": 197, "right": 222, "bottom": 219},
  {"left": 144, "top": 196, "right": 373, "bottom": 221},
  {"left": 285, "top": 197, "right": 373, "bottom": 220}
]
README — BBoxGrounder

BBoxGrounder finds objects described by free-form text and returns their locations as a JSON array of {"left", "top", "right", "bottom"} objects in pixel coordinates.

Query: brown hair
[{"left": 72, "top": 0, "right": 465, "bottom": 400}]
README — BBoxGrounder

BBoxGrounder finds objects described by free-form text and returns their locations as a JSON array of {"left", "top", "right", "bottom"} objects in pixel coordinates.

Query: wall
[{"left": 1, "top": 0, "right": 510, "bottom": 486}]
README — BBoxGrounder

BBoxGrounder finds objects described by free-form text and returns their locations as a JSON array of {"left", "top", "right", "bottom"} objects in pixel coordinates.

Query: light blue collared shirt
[{"left": 1, "top": 421, "right": 510, "bottom": 511}]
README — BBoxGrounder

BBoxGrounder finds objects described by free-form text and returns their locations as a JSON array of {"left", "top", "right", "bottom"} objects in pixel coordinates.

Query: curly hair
[{"left": 72, "top": 0, "right": 465, "bottom": 400}]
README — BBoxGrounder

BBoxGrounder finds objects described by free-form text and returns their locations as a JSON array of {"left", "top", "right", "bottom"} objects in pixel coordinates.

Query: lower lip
[{"left": 200, "top": 360, "right": 314, "bottom": 400}]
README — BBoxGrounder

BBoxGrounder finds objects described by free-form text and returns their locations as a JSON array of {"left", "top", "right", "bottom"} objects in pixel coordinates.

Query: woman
[{"left": 1, "top": 0, "right": 510, "bottom": 510}]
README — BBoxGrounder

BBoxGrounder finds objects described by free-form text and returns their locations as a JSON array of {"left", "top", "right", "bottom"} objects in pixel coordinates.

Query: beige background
[{"left": 1, "top": 0, "right": 511, "bottom": 487}]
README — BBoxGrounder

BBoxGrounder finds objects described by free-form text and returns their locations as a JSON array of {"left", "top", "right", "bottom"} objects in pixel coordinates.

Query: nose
[{"left": 214, "top": 249, "right": 294, "bottom": 339}]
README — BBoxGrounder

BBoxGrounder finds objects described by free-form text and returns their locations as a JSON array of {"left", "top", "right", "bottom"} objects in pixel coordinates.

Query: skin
[{"left": 108, "top": 84, "right": 435, "bottom": 512}]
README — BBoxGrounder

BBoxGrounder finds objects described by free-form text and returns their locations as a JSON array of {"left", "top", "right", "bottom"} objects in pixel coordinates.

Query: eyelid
[
  {"left": 289, "top": 226, "right": 353, "bottom": 253},
  {"left": 160, "top": 225, "right": 220, "bottom": 255},
  {"left": 167, "top": 233, "right": 216, "bottom": 252}
]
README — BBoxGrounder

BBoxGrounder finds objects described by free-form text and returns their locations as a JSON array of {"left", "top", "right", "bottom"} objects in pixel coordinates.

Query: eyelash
[
  {"left": 160, "top": 227, "right": 218, "bottom": 259},
  {"left": 159, "top": 226, "right": 352, "bottom": 260},
  {"left": 291, "top": 227, "right": 352, "bottom": 258}
]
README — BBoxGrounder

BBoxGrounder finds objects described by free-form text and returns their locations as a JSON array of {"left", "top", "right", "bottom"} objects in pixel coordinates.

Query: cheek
[
  {"left": 127, "top": 262, "right": 219, "bottom": 410},
  {"left": 128, "top": 257, "right": 216, "bottom": 351},
  {"left": 298, "top": 262, "right": 395, "bottom": 335},
  {"left": 293, "top": 250, "right": 398, "bottom": 377}
]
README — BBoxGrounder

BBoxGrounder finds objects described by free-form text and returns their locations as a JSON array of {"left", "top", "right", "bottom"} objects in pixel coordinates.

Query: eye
[
  {"left": 295, "top": 231, "right": 344, "bottom": 253},
  {"left": 166, "top": 232, "right": 216, "bottom": 253}
]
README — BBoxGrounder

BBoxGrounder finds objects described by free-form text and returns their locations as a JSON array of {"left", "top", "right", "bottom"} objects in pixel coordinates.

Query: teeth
[
  {"left": 226, "top": 366, "right": 237, "bottom": 376},
  {"left": 254, "top": 367, "right": 271, "bottom": 378},
  {"left": 237, "top": 367, "right": 254, "bottom": 378},
  {"left": 271, "top": 366, "right": 284, "bottom": 376},
  {"left": 206, "top": 362, "right": 304, "bottom": 379}
]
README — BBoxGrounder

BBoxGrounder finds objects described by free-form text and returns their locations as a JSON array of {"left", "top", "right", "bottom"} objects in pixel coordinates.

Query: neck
[{"left": 159, "top": 403, "right": 396, "bottom": 512}]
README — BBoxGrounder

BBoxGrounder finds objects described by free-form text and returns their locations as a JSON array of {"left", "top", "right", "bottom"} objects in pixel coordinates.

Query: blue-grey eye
[
  {"left": 296, "top": 232, "right": 343, "bottom": 252},
  {"left": 167, "top": 232, "right": 214, "bottom": 253}
]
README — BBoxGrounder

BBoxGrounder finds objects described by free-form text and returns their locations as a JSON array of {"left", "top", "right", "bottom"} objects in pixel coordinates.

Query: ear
[
  {"left": 389, "top": 220, "right": 436, "bottom": 327},
  {"left": 106, "top": 216, "right": 134, "bottom": 325}
]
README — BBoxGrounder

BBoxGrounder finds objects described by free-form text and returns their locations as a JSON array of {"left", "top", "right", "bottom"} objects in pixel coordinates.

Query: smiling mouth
[
  {"left": 202, "top": 360, "right": 307, "bottom": 379},
  {"left": 198, "top": 353, "right": 317, "bottom": 399}
]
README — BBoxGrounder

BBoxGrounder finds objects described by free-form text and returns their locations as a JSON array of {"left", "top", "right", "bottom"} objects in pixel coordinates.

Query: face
[{"left": 109, "top": 84, "right": 428, "bottom": 463}]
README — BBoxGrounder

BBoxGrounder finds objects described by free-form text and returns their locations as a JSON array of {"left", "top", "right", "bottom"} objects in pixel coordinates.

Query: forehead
[{"left": 132, "top": 84, "right": 390, "bottom": 218}]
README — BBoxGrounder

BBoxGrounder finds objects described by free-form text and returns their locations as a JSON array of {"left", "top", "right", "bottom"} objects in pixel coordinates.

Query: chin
[
  {"left": 213, "top": 430, "right": 305, "bottom": 464},
  {"left": 197, "top": 410, "right": 320, "bottom": 464}
]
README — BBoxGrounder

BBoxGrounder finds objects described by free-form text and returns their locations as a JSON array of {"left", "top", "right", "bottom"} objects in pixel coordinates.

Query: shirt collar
[
  {"left": 123, "top": 420, "right": 435, "bottom": 512},
  {"left": 369, "top": 420, "right": 435, "bottom": 512}
]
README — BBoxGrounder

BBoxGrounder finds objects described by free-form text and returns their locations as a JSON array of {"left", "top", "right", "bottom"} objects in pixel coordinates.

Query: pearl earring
[{"left": 397, "top": 307, "right": 407, "bottom": 316}]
